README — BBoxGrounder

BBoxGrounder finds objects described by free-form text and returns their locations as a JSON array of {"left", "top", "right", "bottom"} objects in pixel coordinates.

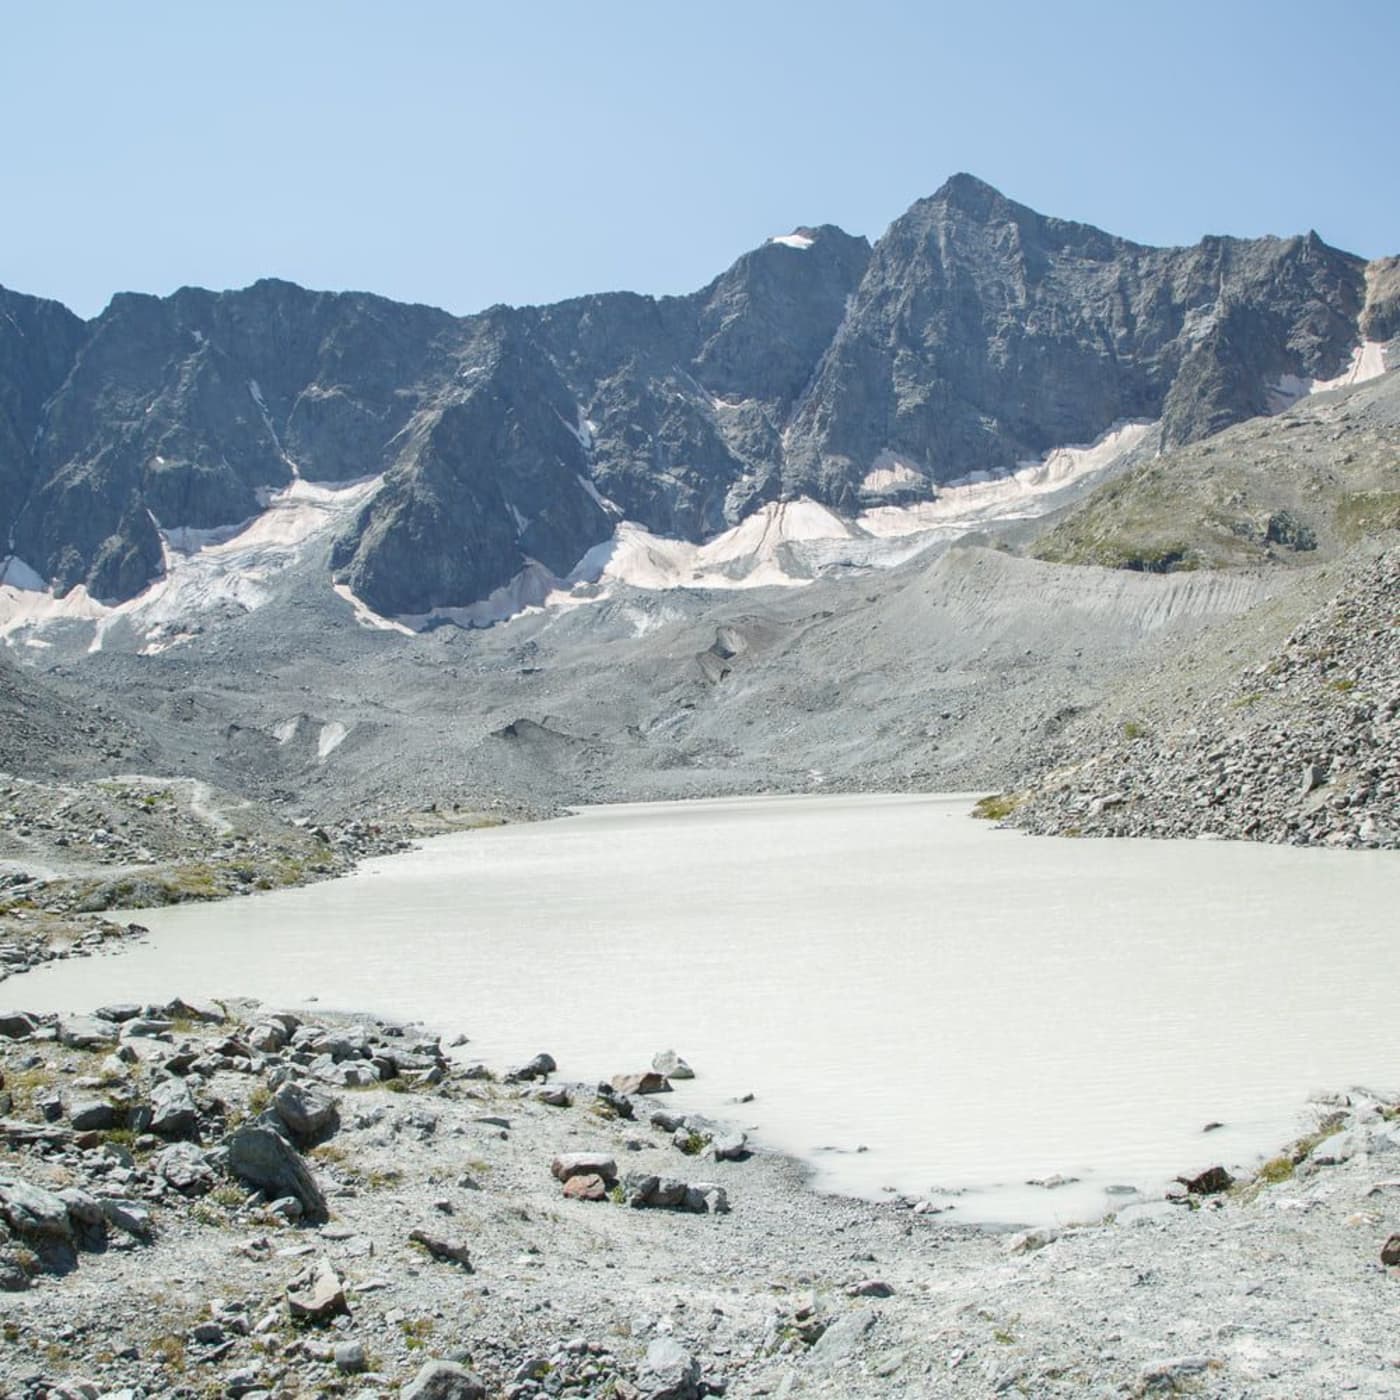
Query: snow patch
[
  {"left": 1268, "top": 341, "right": 1389, "bottom": 412},
  {"left": 0, "top": 556, "right": 46, "bottom": 592},
  {"left": 3, "top": 475, "right": 384, "bottom": 652},
  {"left": 860, "top": 421, "right": 1153, "bottom": 539},
  {"left": 332, "top": 583, "right": 416, "bottom": 636},
  {"left": 861, "top": 453, "right": 928, "bottom": 494},
  {"left": 769, "top": 233, "right": 815, "bottom": 251},
  {"left": 317, "top": 722, "right": 348, "bottom": 761},
  {"left": 273, "top": 717, "right": 302, "bottom": 746}
]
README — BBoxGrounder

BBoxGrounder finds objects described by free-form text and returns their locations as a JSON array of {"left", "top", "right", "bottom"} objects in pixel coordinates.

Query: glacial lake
[{"left": 15, "top": 794, "right": 1400, "bottom": 1226}]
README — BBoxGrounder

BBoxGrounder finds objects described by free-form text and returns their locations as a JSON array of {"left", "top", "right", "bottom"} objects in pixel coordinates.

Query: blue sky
[{"left": 5, "top": 1, "right": 1397, "bottom": 319}]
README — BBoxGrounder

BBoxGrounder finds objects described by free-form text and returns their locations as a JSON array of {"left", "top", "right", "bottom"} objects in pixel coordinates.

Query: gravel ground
[{"left": 2, "top": 1001, "right": 1400, "bottom": 1398}]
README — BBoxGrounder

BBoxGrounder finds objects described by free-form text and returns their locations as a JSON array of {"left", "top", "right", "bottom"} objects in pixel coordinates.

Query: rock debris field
[
  {"left": 2, "top": 998, "right": 1400, "bottom": 1397},
  {"left": 1011, "top": 544, "right": 1400, "bottom": 848}
]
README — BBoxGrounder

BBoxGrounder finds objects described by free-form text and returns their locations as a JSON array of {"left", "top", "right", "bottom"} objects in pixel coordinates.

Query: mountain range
[{"left": 3, "top": 173, "right": 1395, "bottom": 622}]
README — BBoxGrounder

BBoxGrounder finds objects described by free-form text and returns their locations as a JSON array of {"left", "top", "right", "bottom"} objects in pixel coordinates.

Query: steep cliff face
[
  {"left": 0, "top": 178, "right": 1386, "bottom": 615},
  {"left": 780, "top": 175, "right": 1367, "bottom": 501},
  {"left": 0, "top": 287, "right": 88, "bottom": 558}
]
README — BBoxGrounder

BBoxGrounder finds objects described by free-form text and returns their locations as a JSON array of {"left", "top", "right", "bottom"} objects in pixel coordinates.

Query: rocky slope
[
  {"left": 3, "top": 177, "right": 1392, "bottom": 618},
  {"left": 1032, "top": 361, "right": 1400, "bottom": 571},
  {"left": 3, "top": 998, "right": 1400, "bottom": 1399},
  {"left": 1006, "top": 540, "right": 1399, "bottom": 847}
]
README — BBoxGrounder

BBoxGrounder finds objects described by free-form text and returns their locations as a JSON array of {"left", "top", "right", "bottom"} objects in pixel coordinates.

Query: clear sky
[{"left": 4, "top": 0, "right": 1396, "bottom": 320}]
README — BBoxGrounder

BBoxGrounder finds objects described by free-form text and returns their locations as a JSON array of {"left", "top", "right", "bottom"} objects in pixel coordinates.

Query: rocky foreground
[
  {"left": 2, "top": 1001, "right": 1400, "bottom": 1397},
  {"left": 1008, "top": 543, "right": 1399, "bottom": 847}
]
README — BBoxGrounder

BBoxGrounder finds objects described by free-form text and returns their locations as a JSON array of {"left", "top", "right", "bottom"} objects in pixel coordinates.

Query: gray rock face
[
  {"left": 400, "top": 1359, "right": 487, "bottom": 1400},
  {"left": 225, "top": 1125, "right": 328, "bottom": 1223},
  {"left": 272, "top": 1080, "right": 339, "bottom": 1145},
  {"left": 149, "top": 1078, "right": 198, "bottom": 1139},
  {"left": 0, "top": 178, "right": 1381, "bottom": 615},
  {"left": 0, "top": 1175, "right": 74, "bottom": 1240},
  {"left": 781, "top": 175, "right": 1366, "bottom": 500},
  {"left": 637, "top": 1337, "right": 700, "bottom": 1400}
]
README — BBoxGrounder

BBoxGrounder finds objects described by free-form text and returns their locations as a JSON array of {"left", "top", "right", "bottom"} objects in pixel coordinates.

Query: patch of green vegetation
[
  {"left": 972, "top": 793, "right": 1021, "bottom": 821},
  {"left": 150, "top": 1333, "right": 187, "bottom": 1373},
  {"left": 676, "top": 1130, "right": 710, "bottom": 1157},
  {"left": 246, "top": 1084, "right": 273, "bottom": 1115},
  {"left": 210, "top": 1183, "right": 246, "bottom": 1208},
  {"left": 1327, "top": 677, "right": 1357, "bottom": 693},
  {"left": 1256, "top": 1155, "right": 1295, "bottom": 1184},
  {"left": 1232, "top": 691, "right": 1264, "bottom": 708},
  {"left": 1334, "top": 490, "right": 1400, "bottom": 542},
  {"left": 1121, "top": 720, "right": 1150, "bottom": 741},
  {"left": 400, "top": 1316, "right": 434, "bottom": 1350}
]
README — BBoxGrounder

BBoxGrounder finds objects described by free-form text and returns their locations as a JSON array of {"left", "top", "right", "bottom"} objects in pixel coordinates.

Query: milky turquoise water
[{"left": 17, "top": 794, "right": 1400, "bottom": 1224}]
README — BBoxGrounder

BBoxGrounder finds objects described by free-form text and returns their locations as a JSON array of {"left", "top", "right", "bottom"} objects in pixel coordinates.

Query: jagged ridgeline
[{"left": 2, "top": 175, "right": 1396, "bottom": 615}]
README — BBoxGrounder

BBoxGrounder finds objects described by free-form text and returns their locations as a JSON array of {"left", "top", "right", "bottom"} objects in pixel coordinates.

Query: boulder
[
  {"left": 158, "top": 1142, "right": 215, "bottom": 1196},
  {"left": 0, "top": 1176, "right": 73, "bottom": 1240},
  {"left": 285, "top": 1258, "right": 347, "bottom": 1323},
  {"left": 652, "top": 1050, "right": 695, "bottom": 1080},
  {"left": 612, "top": 1072, "right": 670, "bottom": 1096},
  {"left": 94, "top": 1003, "right": 143, "bottom": 1023},
  {"left": 101, "top": 1198, "right": 153, "bottom": 1239},
  {"left": 1176, "top": 1166, "right": 1233, "bottom": 1196},
  {"left": 226, "top": 1126, "right": 328, "bottom": 1223},
  {"left": 562, "top": 1173, "right": 608, "bottom": 1202},
  {"left": 69, "top": 1101, "right": 120, "bottom": 1132},
  {"left": 637, "top": 1337, "right": 700, "bottom": 1400},
  {"left": 401, "top": 1359, "right": 487, "bottom": 1400},
  {"left": 1382, "top": 1234, "right": 1400, "bottom": 1267},
  {"left": 408, "top": 1228, "right": 473, "bottom": 1269},
  {"left": 58, "top": 1017, "right": 116, "bottom": 1050},
  {"left": 506, "top": 1052, "right": 557, "bottom": 1082},
  {"left": 273, "top": 1081, "right": 340, "bottom": 1144},
  {"left": 149, "top": 1079, "right": 199, "bottom": 1139},
  {"left": 712, "top": 1132, "right": 748, "bottom": 1161},
  {"left": 0, "top": 1012, "right": 38, "bottom": 1040},
  {"left": 550, "top": 1152, "right": 618, "bottom": 1185}
]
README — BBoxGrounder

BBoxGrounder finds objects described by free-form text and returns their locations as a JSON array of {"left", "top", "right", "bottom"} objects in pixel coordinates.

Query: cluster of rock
[
  {"left": 0, "top": 917, "right": 147, "bottom": 983},
  {"left": 1010, "top": 545, "right": 1399, "bottom": 847},
  {"left": 0, "top": 1002, "right": 762, "bottom": 1398}
]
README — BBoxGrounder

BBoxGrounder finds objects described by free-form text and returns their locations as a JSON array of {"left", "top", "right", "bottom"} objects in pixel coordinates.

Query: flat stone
[
  {"left": 0, "top": 1175, "right": 74, "bottom": 1240},
  {"left": 286, "top": 1258, "right": 348, "bottom": 1323},
  {"left": 101, "top": 1198, "right": 153, "bottom": 1239},
  {"left": 612, "top": 1071, "right": 670, "bottom": 1096},
  {"left": 712, "top": 1131, "right": 748, "bottom": 1161},
  {"left": 551, "top": 1152, "right": 618, "bottom": 1184},
  {"left": 69, "top": 1100, "right": 121, "bottom": 1132},
  {"left": 58, "top": 1016, "right": 116, "bottom": 1050},
  {"left": 0, "top": 1012, "right": 38, "bottom": 1040},
  {"left": 408, "top": 1229, "right": 473, "bottom": 1269},
  {"left": 561, "top": 1173, "right": 608, "bottom": 1202}
]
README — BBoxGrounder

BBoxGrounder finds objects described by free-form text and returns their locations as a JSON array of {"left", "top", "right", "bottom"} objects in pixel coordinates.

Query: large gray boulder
[
  {"left": 272, "top": 1080, "right": 339, "bottom": 1144},
  {"left": 225, "top": 1126, "right": 328, "bottom": 1223},
  {"left": 0, "top": 1176, "right": 73, "bottom": 1240},
  {"left": 400, "top": 1359, "right": 487, "bottom": 1400},
  {"left": 149, "top": 1079, "right": 199, "bottom": 1139},
  {"left": 637, "top": 1337, "right": 700, "bottom": 1400}
]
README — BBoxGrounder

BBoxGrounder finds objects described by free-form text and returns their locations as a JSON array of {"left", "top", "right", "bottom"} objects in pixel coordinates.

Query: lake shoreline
[{"left": 2, "top": 995, "right": 1398, "bottom": 1398}]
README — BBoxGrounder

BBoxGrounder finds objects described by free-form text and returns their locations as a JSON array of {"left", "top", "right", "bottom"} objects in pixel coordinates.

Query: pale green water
[{"left": 17, "top": 794, "right": 1400, "bottom": 1224}]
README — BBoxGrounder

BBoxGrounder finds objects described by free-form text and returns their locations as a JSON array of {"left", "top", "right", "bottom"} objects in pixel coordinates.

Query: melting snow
[
  {"left": 2, "top": 476, "right": 384, "bottom": 652},
  {"left": 860, "top": 422, "right": 1153, "bottom": 539},
  {"left": 317, "top": 722, "right": 348, "bottom": 761},
  {"left": 861, "top": 453, "right": 928, "bottom": 494},
  {"left": 1268, "top": 341, "right": 1389, "bottom": 412}
]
